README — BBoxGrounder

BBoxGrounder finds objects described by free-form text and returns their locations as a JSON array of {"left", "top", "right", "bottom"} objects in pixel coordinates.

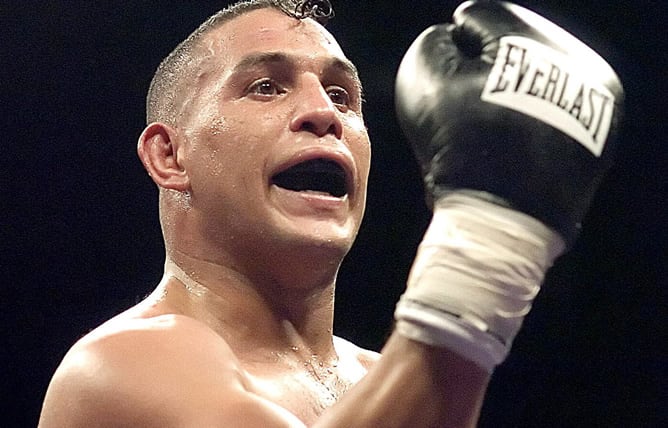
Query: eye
[
  {"left": 247, "top": 78, "right": 284, "bottom": 98},
  {"left": 326, "top": 86, "right": 351, "bottom": 109}
]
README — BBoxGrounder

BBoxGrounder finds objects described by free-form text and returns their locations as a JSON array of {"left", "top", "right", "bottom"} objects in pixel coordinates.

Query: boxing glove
[
  {"left": 394, "top": 1, "right": 624, "bottom": 371},
  {"left": 395, "top": 0, "right": 624, "bottom": 245}
]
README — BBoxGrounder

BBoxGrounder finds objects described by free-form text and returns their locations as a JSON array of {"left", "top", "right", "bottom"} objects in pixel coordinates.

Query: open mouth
[{"left": 271, "top": 159, "right": 348, "bottom": 198}]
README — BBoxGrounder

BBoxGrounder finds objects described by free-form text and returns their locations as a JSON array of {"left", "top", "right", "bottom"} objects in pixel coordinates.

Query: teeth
[{"left": 272, "top": 159, "right": 347, "bottom": 197}]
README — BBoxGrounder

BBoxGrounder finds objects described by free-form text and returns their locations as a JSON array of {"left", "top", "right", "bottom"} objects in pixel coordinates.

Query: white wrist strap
[{"left": 395, "top": 193, "right": 565, "bottom": 372}]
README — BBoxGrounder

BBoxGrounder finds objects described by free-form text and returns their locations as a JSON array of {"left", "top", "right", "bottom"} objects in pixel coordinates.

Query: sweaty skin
[
  {"left": 41, "top": 9, "right": 374, "bottom": 426},
  {"left": 40, "top": 8, "right": 489, "bottom": 428}
]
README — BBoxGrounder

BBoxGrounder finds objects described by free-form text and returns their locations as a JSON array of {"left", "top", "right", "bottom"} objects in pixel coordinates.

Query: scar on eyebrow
[{"left": 229, "top": 51, "right": 362, "bottom": 91}]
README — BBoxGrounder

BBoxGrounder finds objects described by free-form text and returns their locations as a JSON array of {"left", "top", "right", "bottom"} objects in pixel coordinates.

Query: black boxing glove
[
  {"left": 396, "top": 0, "right": 623, "bottom": 244},
  {"left": 393, "top": 1, "right": 623, "bottom": 371}
]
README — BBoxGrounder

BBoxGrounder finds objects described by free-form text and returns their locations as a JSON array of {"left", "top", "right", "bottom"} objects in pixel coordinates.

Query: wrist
[{"left": 395, "top": 192, "right": 565, "bottom": 371}]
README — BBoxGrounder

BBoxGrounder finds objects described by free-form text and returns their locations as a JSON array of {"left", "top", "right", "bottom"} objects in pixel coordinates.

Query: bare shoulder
[
  {"left": 39, "top": 314, "right": 239, "bottom": 426},
  {"left": 39, "top": 314, "right": 304, "bottom": 428},
  {"left": 333, "top": 335, "right": 381, "bottom": 372}
]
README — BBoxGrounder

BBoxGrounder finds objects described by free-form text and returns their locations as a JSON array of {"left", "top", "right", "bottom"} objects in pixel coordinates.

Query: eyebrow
[{"left": 229, "top": 51, "right": 362, "bottom": 92}]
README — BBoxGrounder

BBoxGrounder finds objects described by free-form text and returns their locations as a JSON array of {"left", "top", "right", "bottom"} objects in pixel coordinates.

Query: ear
[{"left": 137, "top": 122, "right": 190, "bottom": 191}]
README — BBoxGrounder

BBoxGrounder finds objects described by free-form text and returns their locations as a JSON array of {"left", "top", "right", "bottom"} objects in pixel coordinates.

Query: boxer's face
[{"left": 177, "top": 7, "right": 370, "bottom": 257}]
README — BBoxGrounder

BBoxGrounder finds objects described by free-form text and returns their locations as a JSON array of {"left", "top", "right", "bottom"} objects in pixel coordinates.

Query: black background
[{"left": 2, "top": 1, "right": 666, "bottom": 426}]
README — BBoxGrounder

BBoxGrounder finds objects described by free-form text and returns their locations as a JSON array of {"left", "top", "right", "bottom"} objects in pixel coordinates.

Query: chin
[
  {"left": 273, "top": 219, "right": 357, "bottom": 259},
  {"left": 296, "top": 224, "right": 356, "bottom": 253}
]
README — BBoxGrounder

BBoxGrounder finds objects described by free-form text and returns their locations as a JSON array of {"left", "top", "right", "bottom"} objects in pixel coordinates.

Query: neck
[{"left": 154, "top": 251, "right": 339, "bottom": 358}]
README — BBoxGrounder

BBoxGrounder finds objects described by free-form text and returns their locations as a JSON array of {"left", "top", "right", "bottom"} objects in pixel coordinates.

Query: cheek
[
  {"left": 347, "top": 117, "right": 371, "bottom": 173},
  {"left": 347, "top": 114, "right": 366, "bottom": 134},
  {"left": 209, "top": 116, "right": 230, "bottom": 136},
  {"left": 202, "top": 115, "right": 257, "bottom": 164}
]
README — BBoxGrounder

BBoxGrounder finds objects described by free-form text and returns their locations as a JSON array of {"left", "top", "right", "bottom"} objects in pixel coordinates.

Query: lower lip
[{"left": 270, "top": 185, "right": 349, "bottom": 216}]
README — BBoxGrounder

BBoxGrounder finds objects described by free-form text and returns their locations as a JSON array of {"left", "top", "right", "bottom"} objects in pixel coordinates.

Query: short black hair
[{"left": 145, "top": 0, "right": 335, "bottom": 125}]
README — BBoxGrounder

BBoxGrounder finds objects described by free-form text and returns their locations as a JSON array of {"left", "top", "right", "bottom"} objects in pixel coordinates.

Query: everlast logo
[{"left": 481, "top": 36, "right": 616, "bottom": 157}]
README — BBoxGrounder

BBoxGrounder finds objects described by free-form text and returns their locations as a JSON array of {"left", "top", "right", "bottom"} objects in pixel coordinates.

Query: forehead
[{"left": 199, "top": 7, "right": 348, "bottom": 71}]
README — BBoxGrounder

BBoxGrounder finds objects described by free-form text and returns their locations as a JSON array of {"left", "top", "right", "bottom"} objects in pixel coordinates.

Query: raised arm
[{"left": 321, "top": 1, "right": 623, "bottom": 426}]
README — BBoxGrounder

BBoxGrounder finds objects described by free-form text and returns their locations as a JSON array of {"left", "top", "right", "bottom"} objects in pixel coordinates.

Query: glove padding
[{"left": 395, "top": 0, "right": 624, "bottom": 245}]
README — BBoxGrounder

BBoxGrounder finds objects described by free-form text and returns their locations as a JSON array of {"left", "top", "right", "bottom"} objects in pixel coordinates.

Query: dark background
[{"left": 2, "top": 0, "right": 665, "bottom": 426}]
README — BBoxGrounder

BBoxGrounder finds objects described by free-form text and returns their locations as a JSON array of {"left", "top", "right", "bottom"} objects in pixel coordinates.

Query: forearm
[{"left": 315, "top": 333, "right": 489, "bottom": 428}]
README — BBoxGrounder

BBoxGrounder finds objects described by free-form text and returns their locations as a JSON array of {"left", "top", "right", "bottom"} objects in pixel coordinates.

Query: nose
[{"left": 289, "top": 77, "right": 343, "bottom": 139}]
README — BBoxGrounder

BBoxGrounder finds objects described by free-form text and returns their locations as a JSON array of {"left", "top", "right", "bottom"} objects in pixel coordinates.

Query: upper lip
[{"left": 269, "top": 145, "right": 356, "bottom": 198}]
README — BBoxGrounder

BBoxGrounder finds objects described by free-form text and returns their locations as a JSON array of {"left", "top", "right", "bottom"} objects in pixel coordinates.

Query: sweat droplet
[{"left": 210, "top": 117, "right": 229, "bottom": 135}]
